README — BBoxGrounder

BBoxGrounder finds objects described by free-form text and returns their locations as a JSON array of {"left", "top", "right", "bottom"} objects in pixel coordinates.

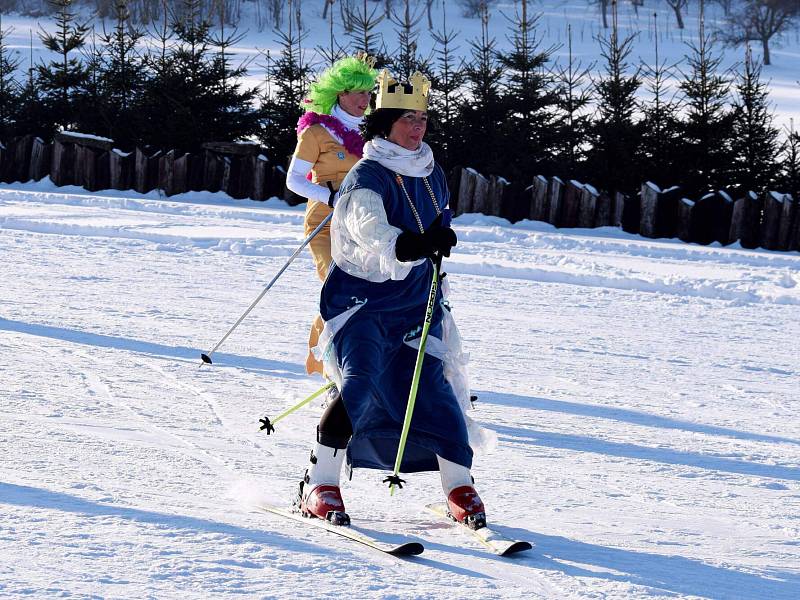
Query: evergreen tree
[
  {"left": 139, "top": 0, "right": 258, "bottom": 151},
  {"left": 497, "top": 0, "right": 558, "bottom": 180},
  {"left": 585, "top": 4, "right": 643, "bottom": 194},
  {"left": 317, "top": 0, "right": 348, "bottom": 67},
  {"left": 427, "top": 0, "right": 466, "bottom": 168},
  {"left": 551, "top": 24, "right": 593, "bottom": 181},
  {"left": 344, "top": 0, "right": 387, "bottom": 65},
  {"left": 77, "top": 26, "right": 106, "bottom": 136},
  {"left": 14, "top": 33, "right": 49, "bottom": 139},
  {"left": 36, "top": 0, "right": 90, "bottom": 131},
  {"left": 453, "top": 1, "right": 506, "bottom": 176},
  {"left": 386, "top": 0, "right": 431, "bottom": 80},
  {"left": 0, "top": 16, "right": 21, "bottom": 141},
  {"left": 257, "top": 1, "right": 313, "bottom": 165},
  {"left": 727, "top": 45, "right": 780, "bottom": 194},
  {"left": 676, "top": 13, "right": 734, "bottom": 196},
  {"left": 639, "top": 11, "right": 682, "bottom": 188},
  {"left": 95, "top": 0, "right": 147, "bottom": 147},
  {"left": 777, "top": 120, "right": 800, "bottom": 201},
  {"left": 207, "top": 3, "right": 260, "bottom": 144}
]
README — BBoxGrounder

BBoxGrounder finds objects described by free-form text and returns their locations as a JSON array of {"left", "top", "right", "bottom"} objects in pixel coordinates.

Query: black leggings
[{"left": 317, "top": 391, "right": 352, "bottom": 449}]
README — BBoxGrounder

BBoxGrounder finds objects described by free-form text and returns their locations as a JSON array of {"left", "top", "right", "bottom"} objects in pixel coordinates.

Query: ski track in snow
[{"left": 1, "top": 184, "right": 800, "bottom": 599}]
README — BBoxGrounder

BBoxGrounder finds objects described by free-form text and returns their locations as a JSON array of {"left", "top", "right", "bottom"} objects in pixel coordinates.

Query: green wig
[{"left": 302, "top": 56, "right": 378, "bottom": 115}]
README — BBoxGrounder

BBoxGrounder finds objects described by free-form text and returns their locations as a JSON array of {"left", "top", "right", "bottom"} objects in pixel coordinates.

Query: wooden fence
[
  {"left": 0, "top": 132, "right": 291, "bottom": 203},
  {"left": 1, "top": 132, "right": 798, "bottom": 252},
  {"left": 451, "top": 168, "right": 800, "bottom": 253}
]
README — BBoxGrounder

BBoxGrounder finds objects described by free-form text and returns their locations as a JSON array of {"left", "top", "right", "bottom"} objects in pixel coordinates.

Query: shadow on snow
[
  {"left": 0, "top": 482, "right": 325, "bottom": 556},
  {"left": 479, "top": 390, "right": 800, "bottom": 448},
  {"left": 525, "top": 527, "right": 800, "bottom": 599},
  {"left": 491, "top": 422, "right": 800, "bottom": 482},
  {"left": 0, "top": 317, "right": 305, "bottom": 378}
]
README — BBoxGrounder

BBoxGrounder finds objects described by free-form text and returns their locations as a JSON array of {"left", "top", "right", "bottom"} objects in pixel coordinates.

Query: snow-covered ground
[{"left": 1, "top": 181, "right": 799, "bottom": 598}]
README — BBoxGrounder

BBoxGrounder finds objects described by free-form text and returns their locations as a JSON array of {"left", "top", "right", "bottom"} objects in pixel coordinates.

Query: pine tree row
[{"left": 0, "top": 0, "right": 798, "bottom": 202}]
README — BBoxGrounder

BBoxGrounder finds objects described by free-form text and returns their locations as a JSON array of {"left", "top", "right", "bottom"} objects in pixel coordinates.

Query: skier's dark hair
[{"left": 361, "top": 108, "right": 408, "bottom": 142}]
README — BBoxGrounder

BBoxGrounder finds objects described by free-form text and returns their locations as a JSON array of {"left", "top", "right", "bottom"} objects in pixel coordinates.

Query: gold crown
[
  {"left": 354, "top": 51, "right": 377, "bottom": 69},
  {"left": 375, "top": 69, "right": 430, "bottom": 112}
]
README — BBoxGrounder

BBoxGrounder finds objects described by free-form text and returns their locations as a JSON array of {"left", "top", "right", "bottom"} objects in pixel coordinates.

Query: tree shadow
[
  {"left": 0, "top": 317, "right": 305, "bottom": 378},
  {"left": 0, "top": 482, "right": 324, "bottom": 555},
  {"left": 492, "top": 422, "right": 800, "bottom": 481},
  {"left": 521, "top": 527, "right": 800, "bottom": 599},
  {"left": 478, "top": 390, "right": 800, "bottom": 448}
]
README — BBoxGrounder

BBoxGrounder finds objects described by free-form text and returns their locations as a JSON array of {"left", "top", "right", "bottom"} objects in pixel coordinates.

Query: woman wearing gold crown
[
  {"left": 287, "top": 55, "right": 377, "bottom": 377},
  {"left": 297, "top": 70, "right": 494, "bottom": 530}
]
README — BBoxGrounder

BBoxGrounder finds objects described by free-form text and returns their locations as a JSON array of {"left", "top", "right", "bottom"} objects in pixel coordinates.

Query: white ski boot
[
  {"left": 298, "top": 442, "right": 350, "bottom": 526},
  {"left": 438, "top": 455, "right": 486, "bottom": 530}
]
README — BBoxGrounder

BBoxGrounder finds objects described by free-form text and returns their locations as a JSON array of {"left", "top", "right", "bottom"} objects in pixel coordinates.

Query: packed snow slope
[{"left": 1, "top": 182, "right": 799, "bottom": 599}]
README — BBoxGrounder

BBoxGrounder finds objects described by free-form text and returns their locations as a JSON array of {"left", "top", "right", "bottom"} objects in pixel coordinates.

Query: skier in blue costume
[{"left": 298, "top": 70, "right": 492, "bottom": 530}]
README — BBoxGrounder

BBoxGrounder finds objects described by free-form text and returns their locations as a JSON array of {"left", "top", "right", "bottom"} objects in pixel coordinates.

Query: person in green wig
[{"left": 287, "top": 54, "right": 377, "bottom": 377}]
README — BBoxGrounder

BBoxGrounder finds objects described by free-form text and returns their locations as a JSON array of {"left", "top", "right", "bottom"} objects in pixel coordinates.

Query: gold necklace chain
[{"left": 394, "top": 173, "right": 442, "bottom": 234}]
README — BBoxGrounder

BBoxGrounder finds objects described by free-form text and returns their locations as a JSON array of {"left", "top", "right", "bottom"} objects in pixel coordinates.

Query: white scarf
[
  {"left": 363, "top": 137, "right": 435, "bottom": 177},
  {"left": 331, "top": 103, "right": 363, "bottom": 132}
]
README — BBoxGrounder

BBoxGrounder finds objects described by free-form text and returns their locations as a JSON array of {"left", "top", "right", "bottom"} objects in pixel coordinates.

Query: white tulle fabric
[{"left": 330, "top": 187, "right": 423, "bottom": 283}]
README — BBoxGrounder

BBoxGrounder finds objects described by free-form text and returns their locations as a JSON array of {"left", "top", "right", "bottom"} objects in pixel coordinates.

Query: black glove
[
  {"left": 423, "top": 213, "right": 458, "bottom": 258},
  {"left": 426, "top": 225, "right": 457, "bottom": 258},
  {"left": 395, "top": 230, "right": 433, "bottom": 262},
  {"left": 395, "top": 214, "right": 458, "bottom": 262}
]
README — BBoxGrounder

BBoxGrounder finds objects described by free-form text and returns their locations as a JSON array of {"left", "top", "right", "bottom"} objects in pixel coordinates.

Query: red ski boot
[
  {"left": 300, "top": 483, "right": 350, "bottom": 526},
  {"left": 297, "top": 442, "right": 350, "bottom": 526},
  {"left": 446, "top": 485, "right": 486, "bottom": 530}
]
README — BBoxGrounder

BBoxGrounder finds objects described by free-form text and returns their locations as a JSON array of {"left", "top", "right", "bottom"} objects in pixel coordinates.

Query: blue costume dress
[{"left": 320, "top": 159, "right": 473, "bottom": 473}]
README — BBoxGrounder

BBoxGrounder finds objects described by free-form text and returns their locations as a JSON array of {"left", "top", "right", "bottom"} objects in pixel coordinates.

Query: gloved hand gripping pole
[{"left": 200, "top": 211, "right": 334, "bottom": 365}]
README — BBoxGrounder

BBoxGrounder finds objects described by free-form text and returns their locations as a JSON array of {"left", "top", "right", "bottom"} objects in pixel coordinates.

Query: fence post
[
  {"left": 760, "top": 191, "right": 785, "bottom": 250},
  {"left": 639, "top": 181, "right": 661, "bottom": 237},
  {"left": 471, "top": 170, "right": 489, "bottom": 215},
  {"left": 578, "top": 183, "right": 598, "bottom": 228},
  {"left": 457, "top": 168, "right": 476, "bottom": 215},
  {"left": 677, "top": 198, "right": 695, "bottom": 242},
  {"left": 530, "top": 175, "right": 548, "bottom": 221},
  {"left": 50, "top": 136, "right": 75, "bottom": 186},
  {"left": 778, "top": 193, "right": 796, "bottom": 250},
  {"left": 546, "top": 176, "right": 564, "bottom": 225},
  {"left": 11, "top": 134, "right": 34, "bottom": 183},
  {"left": 560, "top": 180, "right": 583, "bottom": 228},
  {"left": 109, "top": 149, "right": 133, "bottom": 190},
  {"left": 728, "top": 191, "right": 761, "bottom": 249},
  {"left": 28, "top": 137, "right": 51, "bottom": 182},
  {"left": 158, "top": 149, "right": 176, "bottom": 195},
  {"left": 594, "top": 190, "right": 611, "bottom": 227}
]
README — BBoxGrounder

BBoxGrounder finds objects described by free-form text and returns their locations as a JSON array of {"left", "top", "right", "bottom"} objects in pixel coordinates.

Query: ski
[
  {"left": 256, "top": 504, "right": 424, "bottom": 556},
  {"left": 425, "top": 503, "right": 533, "bottom": 557}
]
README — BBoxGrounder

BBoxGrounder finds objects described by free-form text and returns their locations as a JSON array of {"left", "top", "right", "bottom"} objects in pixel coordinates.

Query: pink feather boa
[{"left": 296, "top": 112, "right": 365, "bottom": 159}]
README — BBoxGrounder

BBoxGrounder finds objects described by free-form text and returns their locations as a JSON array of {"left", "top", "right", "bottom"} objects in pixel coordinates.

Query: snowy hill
[{"left": 2, "top": 182, "right": 799, "bottom": 598}]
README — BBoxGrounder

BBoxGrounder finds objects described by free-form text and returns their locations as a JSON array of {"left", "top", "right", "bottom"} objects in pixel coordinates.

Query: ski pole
[
  {"left": 200, "top": 211, "right": 334, "bottom": 365},
  {"left": 384, "top": 253, "right": 441, "bottom": 495},
  {"left": 259, "top": 381, "right": 336, "bottom": 434}
]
